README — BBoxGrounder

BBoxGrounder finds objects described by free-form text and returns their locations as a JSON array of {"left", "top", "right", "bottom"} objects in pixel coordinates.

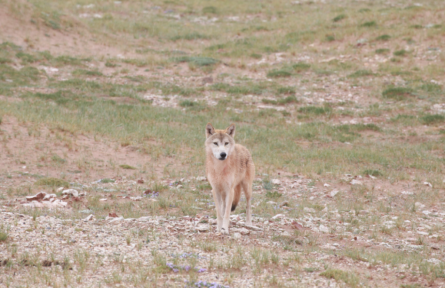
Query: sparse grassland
[{"left": 1, "top": 0, "right": 445, "bottom": 287}]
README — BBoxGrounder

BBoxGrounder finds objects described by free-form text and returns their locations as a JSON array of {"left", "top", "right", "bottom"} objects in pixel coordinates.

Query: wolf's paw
[{"left": 221, "top": 227, "right": 229, "bottom": 235}]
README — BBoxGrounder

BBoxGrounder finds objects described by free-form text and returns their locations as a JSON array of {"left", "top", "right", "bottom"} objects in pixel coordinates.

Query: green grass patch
[
  {"left": 320, "top": 269, "right": 359, "bottom": 287},
  {"left": 298, "top": 106, "right": 332, "bottom": 115},
  {"left": 262, "top": 96, "right": 298, "bottom": 105},
  {"left": 210, "top": 83, "right": 265, "bottom": 95},
  {"left": 382, "top": 87, "right": 415, "bottom": 101},
  {"left": 0, "top": 64, "right": 41, "bottom": 86},
  {"left": 292, "top": 62, "right": 311, "bottom": 73},
  {"left": 72, "top": 69, "right": 103, "bottom": 77},
  {"left": 172, "top": 56, "right": 219, "bottom": 66},
  {"left": 347, "top": 70, "right": 374, "bottom": 78},
  {"left": 420, "top": 114, "right": 445, "bottom": 125},
  {"left": 266, "top": 69, "right": 291, "bottom": 78},
  {"left": 276, "top": 86, "right": 295, "bottom": 95},
  {"left": 332, "top": 14, "right": 346, "bottom": 22},
  {"left": 170, "top": 32, "right": 210, "bottom": 41},
  {"left": 35, "top": 177, "right": 69, "bottom": 188},
  {"left": 420, "top": 83, "right": 442, "bottom": 94},
  {"left": 375, "top": 34, "right": 391, "bottom": 41},
  {"left": 375, "top": 48, "right": 390, "bottom": 54},
  {"left": 52, "top": 154, "right": 67, "bottom": 164},
  {"left": 394, "top": 50, "right": 408, "bottom": 57},
  {"left": 360, "top": 21, "right": 376, "bottom": 27},
  {"left": 363, "top": 169, "right": 383, "bottom": 177},
  {"left": 202, "top": 6, "right": 218, "bottom": 14},
  {"left": 266, "top": 191, "right": 282, "bottom": 198},
  {"left": 119, "top": 164, "right": 136, "bottom": 170},
  {"left": 0, "top": 229, "right": 7, "bottom": 242}
]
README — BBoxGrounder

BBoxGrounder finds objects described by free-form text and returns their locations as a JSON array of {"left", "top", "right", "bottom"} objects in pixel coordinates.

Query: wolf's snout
[{"left": 219, "top": 152, "right": 227, "bottom": 160}]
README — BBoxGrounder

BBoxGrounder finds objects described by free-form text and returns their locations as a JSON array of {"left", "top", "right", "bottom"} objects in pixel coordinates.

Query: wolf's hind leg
[{"left": 242, "top": 181, "right": 252, "bottom": 226}]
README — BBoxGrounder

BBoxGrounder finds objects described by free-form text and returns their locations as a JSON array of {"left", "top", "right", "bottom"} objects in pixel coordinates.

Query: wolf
[{"left": 205, "top": 123, "right": 255, "bottom": 234}]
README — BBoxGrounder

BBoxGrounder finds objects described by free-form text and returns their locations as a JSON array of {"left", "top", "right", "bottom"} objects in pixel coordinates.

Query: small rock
[
  {"left": 196, "top": 225, "right": 209, "bottom": 232},
  {"left": 423, "top": 182, "right": 433, "bottom": 188},
  {"left": 239, "top": 228, "right": 250, "bottom": 235},
  {"left": 109, "top": 216, "right": 124, "bottom": 222},
  {"left": 130, "top": 197, "right": 142, "bottom": 201},
  {"left": 323, "top": 183, "right": 330, "bottom": 187},
  {"left": 401, "top": 191, "right": 413, "bottom": 195},
  {"left": 280, "top": 201, "right": 289, "bottom": 207},
  {"left": 43, "top": 194, "right": 56, "bottom": 201},
  {"left": 62, "top": 189, "right": 79, "bottom": 197},
  {"left": 330, "top": 189, "right": 340, "bottom": 197},
  {"left": 271, "top": 214, "right": 285, "bottom": 220},
  {"left": 350, "top": 179, "right": 363, "bottom": 185},
  {"left": 83, "top": 214, "right": 95, "bottom": 221},
  {"left": 80, "top": 209, "right": 93, "bottom": 214},
  {"left": 99, "top": 198, "right": 107, "bottom": 201},
  {"left": 271, "top": 179, "right": 281, "bottom": 185},
  {"left": 26, "top": 192, "right": 47, "bottom": 202},
  {"left": 281, "top": 231, "right": 291, "bottom": 237},
  {"left": 137, "top": 179, "right": 144, "bottom": 184},
  {"left": 244, "top": 224, "right": 262, "bottom": 231},
  {"left": 79, "top": 192, "right": 87, "bottom": 197},
  {"left": 109, "top": 212, "right": 119, "bottom": 218},
  {"left": 232, "top": 232, "right": 241, "bottom": 239},
  {"left": 303, "top": 207, "right": 316, "bottom": 213},
  {"left": 56, "top": 187, "right": 64, "bottom": 193},
  {"left": 196, "top": 176, "right": 206, "bottom": 181},
  {"left": 319, "top": 225, "right": 329, "bottom": 233},
  {"left": 415, "top": 202, "right": 425, "bottom": 210},
  {"left": 427, "top": 258, "right": 441, "bottom": 265}
]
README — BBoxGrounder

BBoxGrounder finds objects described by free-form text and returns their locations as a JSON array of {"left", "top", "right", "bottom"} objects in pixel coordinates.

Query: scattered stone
[
  {"left": 330, "top": 189, "right": 340, "bottom": 197},
  {"left": 350, "top": 179, "right": 363, "bottom": 185},
  {"left": 26, "top": 192, "right": 46, "bottom": 201},
  {"left": 271, "top": 214, "right": 285, "bottom": 220},
  {"left": 83, "top": 214, "right": 95, "bottom": 221},
  {"left": 238, "top": 228, "right": 250, "bottom": 235},
  {"left": 280, "top": 201, "right": 289, "bottom": 208},
  {"left": 423, "top": 182, "right": 433, "bottom": 188},
  {"left": 319, "top": 225, "right": 329, "bottom": 233},
  {"left": 109, "top": 212, "right": 119, "bottom": 218},
  {"left": 415, "top": 202, "right": 425, "bottom": 210},
  {"left": 271, "top": 179, "right": 281, "bottom": 185},
  {"left": 62, "top": 189, "right": 79, "bottom": 197},
  {"left": 401, "top": 191, "right": 413, "bottom": 195},
  {"left": 281, "top": 231, "right": 291, "bottom": 237},
  {"left": 243, "top": 224, "right": 262, "bottom": 231},
  {"left": 233, "top": 233, "right": 241, "bottom": 239},
  {"left": 196, "top": 225, "right": 209, "bottom": 232},
  {"left": 137, "top": 179, "right": 144, "bottom": 184},
  {"left": 291, "top": 221, "right": 304, "bottom": 230},
  {"left": 323, "top": 183, "right": 330, "bottom": 187},
  {"left": 303, "top": 207, "right": 316, "bottom": 213}
]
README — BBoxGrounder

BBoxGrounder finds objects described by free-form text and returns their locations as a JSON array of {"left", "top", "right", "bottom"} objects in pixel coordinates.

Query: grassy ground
[{"left": 1, "top": 0, "right": 445, "bottom": 287}]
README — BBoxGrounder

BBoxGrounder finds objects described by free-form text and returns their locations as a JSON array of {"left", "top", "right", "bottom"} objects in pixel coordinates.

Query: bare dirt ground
[{"left": 1, "top": 0, "right": 445, "bottom": 287}]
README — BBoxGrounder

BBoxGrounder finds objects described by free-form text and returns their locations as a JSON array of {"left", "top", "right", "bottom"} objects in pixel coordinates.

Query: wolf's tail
[{"left": 231, "top": 185, "right": 242, "bottom": 211}]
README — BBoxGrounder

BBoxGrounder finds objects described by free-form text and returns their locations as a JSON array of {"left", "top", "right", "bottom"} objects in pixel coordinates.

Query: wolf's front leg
[
  {"left": 211, "top": 189, "right": 223, "bottom": 232},
  {"left": 221, "top": 188, "right": 234, "bottom": 235}
]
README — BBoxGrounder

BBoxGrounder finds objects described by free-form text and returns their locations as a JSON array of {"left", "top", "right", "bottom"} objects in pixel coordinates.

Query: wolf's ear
[
  {"left": 226, "top": 124, "right": 235, "bottom": 138},
  {"left": 206, "top": 123, "right": 215, "bottom": 138}
]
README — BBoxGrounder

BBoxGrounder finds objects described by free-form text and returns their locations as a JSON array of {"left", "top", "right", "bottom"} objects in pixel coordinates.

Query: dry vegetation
[{"left": 1, "top": 0, "right": 445, "bottom": 287}]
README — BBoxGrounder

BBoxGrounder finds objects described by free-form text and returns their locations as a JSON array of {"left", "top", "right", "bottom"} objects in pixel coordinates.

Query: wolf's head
[{"left": 205, "top": 123, "right": 236, "bottom": 161}]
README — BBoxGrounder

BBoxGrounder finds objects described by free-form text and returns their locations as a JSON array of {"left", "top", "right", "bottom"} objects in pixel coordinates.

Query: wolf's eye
[
  {"left": 224, "top": 142, "right": 229, "bottom": 146},
  {"left": 213, "top": 142, "right": 218, "bottom": 146}
]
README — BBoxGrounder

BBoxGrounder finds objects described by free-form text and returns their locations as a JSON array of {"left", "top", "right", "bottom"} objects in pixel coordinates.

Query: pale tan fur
[{"left": 205, "top": 123, "right": 255, "bottom": 234}]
